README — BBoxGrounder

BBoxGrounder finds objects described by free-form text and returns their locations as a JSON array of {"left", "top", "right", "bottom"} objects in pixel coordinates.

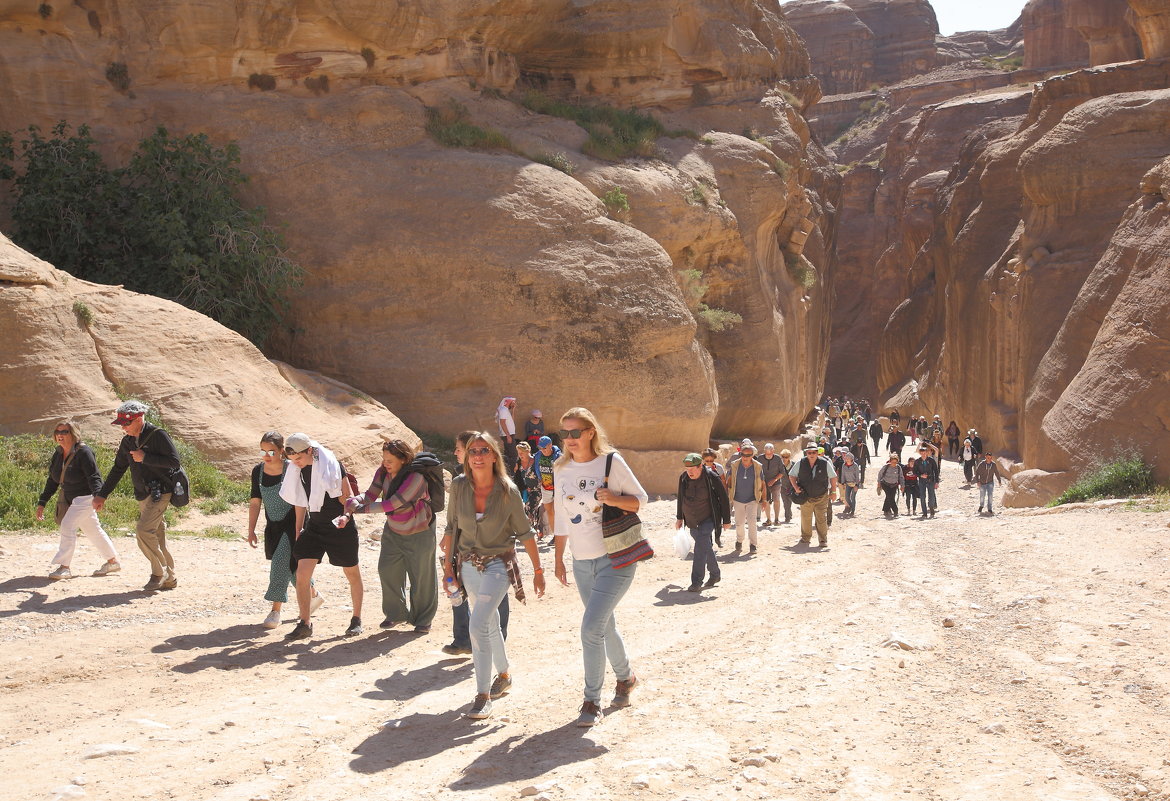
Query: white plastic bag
[{"left": 673, "top": 527, "right": 692, "bottom": 560}]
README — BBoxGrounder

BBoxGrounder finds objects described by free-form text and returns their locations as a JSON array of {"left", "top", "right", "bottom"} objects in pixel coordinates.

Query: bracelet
[{"left": 533, "top": 568, "right": 544, "bottom": 574}]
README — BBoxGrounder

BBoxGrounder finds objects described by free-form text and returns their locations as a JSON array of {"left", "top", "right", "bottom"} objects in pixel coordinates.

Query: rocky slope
[
  {"left": 0, "top": 233, "right": 418, "bottom": 478},
  {"left": 0, "top": 1, "right": 837, "bottom": 489}
]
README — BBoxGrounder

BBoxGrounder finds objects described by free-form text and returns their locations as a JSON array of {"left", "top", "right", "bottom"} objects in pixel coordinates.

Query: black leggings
[
  {"left": 882, "top": 485, "right": 900, "bottom": 514},
  {"left": 904, "top": 485, "right": 919, "bottom": 514}
]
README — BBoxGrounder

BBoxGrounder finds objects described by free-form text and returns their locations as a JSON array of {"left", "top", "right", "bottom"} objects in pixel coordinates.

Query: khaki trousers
[
  {"left": 799, "top": 494, "right": 830, "bottom": 543},
  {"left": 137, "top": 493, "right": 176, "bottom": 577}
]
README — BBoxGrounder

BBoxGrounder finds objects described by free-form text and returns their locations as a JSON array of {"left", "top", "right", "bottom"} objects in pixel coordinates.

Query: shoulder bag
[
  {"left": 53, "top": 447, "right": 77, "bottom": 525},
  {"left": 601, "top": 453, "right": 654, "bottom": 568}
]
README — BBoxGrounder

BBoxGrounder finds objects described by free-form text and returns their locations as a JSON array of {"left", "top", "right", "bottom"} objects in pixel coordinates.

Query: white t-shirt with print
[{"left": 553, "top": 452, "right": 648, "bottom": 560}]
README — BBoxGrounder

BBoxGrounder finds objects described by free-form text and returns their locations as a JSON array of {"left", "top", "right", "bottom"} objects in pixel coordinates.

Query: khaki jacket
[{"left": 726, "top": 458, "right": 766, "bottom": 504}]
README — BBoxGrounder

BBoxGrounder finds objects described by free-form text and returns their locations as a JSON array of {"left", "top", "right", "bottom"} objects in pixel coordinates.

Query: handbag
[
  {"left": 601, "top": 453, "right": 654, "bottom": 568},
  {"left": 138, "top": 428, "right": 191, "bottom": 507},
  {"left": 53, "top": 446, "right": 77, "bottom": 525}
]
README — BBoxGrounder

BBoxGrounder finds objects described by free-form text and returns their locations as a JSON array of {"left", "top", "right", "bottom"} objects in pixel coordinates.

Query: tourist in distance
[
  {"left": 93, "top": 400, "right": 182, "bottom": 591},
  {"left": 915, "top": 443, "right": 941, "bottom": 518},
  {"left": 869, "top": 418, "right": 884, "bottom": 456},
  {"left": 534, "top": 435, "right": 561, "bottom": 538},
  {"left": 246, "top": 431, "right": 321, "bottom": 629},
  {"left": 442, "top": 432, "right": 544, "bottom": 720},
  {"left": 789, "top": 442, "right": 837, "bottom": 547},
  {"left": 887, "top": 422, "right": 906, "bottom": 461},
  {"left": 961, "top": 437, "right": 978, "bottom": 484},
  {"left": 279, "top": 433, "right": 364, "bottom": 640},
  {"left": 839, "top": 450, "right": 861, "bottom": 516},
  {"left": 758, "top": 443, "right": 785, "bottom": 527},
  {"left": 675, "top": 452, "right": 730, "bottom": 592},
  {"left": 876, "top": 454, "right": 905, "bottom": 518},
  {"left": 553, "top": 407, "right": 647, "bottom": 727},
  {"left": 443, "top": 431, "right": 510, "bottom": 656},
  {"left": 726, "top": 439, "right": 765, "bottom": 554},
  {"left": 513, "top": 442, "right": 542, "bottom": 533},
  {"left": 523, "top": 409, "right": 544, "bottom": 455},
  {"left": 775, "top": 448, "right": 795, "bottom": 524},
  {"left": 348, "top": 439, "right": 437, "bottom": 634},
  {"left": 36, "top": 420, "right": 120, "bottom": 580},
  {"left": 974, "top": 450, "right": 1004, "bottom": 515},
  {"left": 903, "top": 456, "right": 920, "bottom": 516},
  {"left": 945, "top": 420, "right": 962, "bottom": 458},
  {"left": 495, "top": 396, "right": 519, "bottom": 473}
]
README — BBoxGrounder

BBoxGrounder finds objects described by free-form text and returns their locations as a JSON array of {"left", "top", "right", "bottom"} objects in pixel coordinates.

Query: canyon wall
[{"left": 0, "top": 0, "right": 837, "bottom": 488}]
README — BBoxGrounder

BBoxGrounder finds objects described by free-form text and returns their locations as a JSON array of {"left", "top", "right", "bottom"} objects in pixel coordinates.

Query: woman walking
[
  {"left": 876, "top": 455, "right": 904, "bottom": 518},
  {"left": 945, "top": 421, "right": 961, "bottom": 458},
  {"left": 350, "top": 439, "right": 437, "bottom": 633},
  {"left": 553, "top": 407, "right": 648, "bottom": 727},
  {"left": 35, "top": 420, "right": 120, "bottom": 579},
  {"left": 902, "top": 456, "right": 920, "bottom": 516},
  {"left": 246, "top": 431, "right": 322, "bottom": 629},
  {"left": 442, "top": 433, "right": 544, "bottom": 720}
]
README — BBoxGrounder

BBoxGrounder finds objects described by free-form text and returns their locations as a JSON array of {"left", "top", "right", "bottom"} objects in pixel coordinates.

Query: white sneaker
[
  {"left": 92, "top": 561, "right": 121, "bottom": 577},
  {"left": 49, "top": 566, "right": 72, "bottom": 580},
  {"left": 309, "top": 592, "right": 324, "bottom": 614},
  {"left": 262, "top": 609, "right": 282, "bottom": 629}
]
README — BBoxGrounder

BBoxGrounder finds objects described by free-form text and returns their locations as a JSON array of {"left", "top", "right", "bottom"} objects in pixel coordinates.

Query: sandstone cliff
[
  {"left": 0, "top": 234, "right": 419, "bottom": 479},
  {"left": 1021, "top": 0, "right": 1142, "bottom": 68}
]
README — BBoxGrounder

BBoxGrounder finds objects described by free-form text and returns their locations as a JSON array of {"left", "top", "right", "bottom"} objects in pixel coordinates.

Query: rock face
[
  {"left": 783, "top": 0, "right": 943, "bottom": 94},
  {"left": 1130, "top": 0, "right": 1170, "bottom": 57},
  {"left": 0, "top": 234, "right": 419, "bottom": 479},
  {"left": 0, "top": 0, "right": 836, "bottom": 491},
  {"left": 1021, "top": 0, "right": 1142, "bottom": 68}
]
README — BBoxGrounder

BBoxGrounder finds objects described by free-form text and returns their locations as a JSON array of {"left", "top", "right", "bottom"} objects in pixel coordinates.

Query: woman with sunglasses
[
  {"left": 442, "top": 433, "right": 544, "bottom": 720},
  {"left": 552, "top": 407, "right": 647, "bottom": 727},
  {"left": 35, "top": 420, "right": 120, "bottom": 580},
  {"left": 246, "top": 431, "right": 322, "bottom": 629}
]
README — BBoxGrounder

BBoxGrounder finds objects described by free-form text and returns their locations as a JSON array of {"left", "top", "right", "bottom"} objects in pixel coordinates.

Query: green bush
[
  {"left": 0, "top": 433, "right": 246, "bottom": 533},
  {"left": 1052, "top": 458, "right": 1157, "bottom": 505},
  {"left": 248, "top": 73, "right": 276, "bottom": 91},
  {"left": 686, "top": 184, "right": 708, "bottom": 206},
  {"left": 601, "top": 186, "right": 629, "bottom": 215},
  {"left": 520, "top": 91, "right": 693, "bottom": 161},
  {"left": 425, "top": 100, "right": 513, "bottom": 151},
  {"left": 674, "top": 268, "right": 742, "bottom": 332},
  {"left": 0, "top": 122, "right": 301, "bottom": 346},
  {"left": 534, "top": 151, "right": 575, "bottom": 175},
  {"left": 72, "top": 299, "right": 94, "bottom": 327},
  {"left": 697, "top": 304, "right": 743, "bottom": 332},
  {"left": 785, "top": 252, "right": 817, "bottom": 289}
]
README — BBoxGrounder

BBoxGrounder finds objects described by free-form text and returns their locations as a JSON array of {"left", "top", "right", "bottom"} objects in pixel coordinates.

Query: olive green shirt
[{"left": 447, "top": 474, "right": 536, "bottom": 558}]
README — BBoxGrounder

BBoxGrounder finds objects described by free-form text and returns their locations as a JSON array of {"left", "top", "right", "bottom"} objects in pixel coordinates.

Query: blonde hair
[
  {"left": 51, "top": 419, "right": 82, "bottom": 444},
  {"left": 461, "top": 432, "right": 510, "bottom": 489},
  {"left": 779, "top": 448, "right": 792, "bottom": 458},
  {"left": 556, "top": 407, "right": 614, "bottom": 466}
]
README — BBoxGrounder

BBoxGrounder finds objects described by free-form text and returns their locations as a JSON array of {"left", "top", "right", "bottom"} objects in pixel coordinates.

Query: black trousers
[{"left": 882, "top": 485, "right": 900, "bottom": 514}]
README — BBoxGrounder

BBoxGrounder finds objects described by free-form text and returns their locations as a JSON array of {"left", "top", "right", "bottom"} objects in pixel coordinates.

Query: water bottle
[{"left": 444, "top": 576, "right": 462, "bottom": 607}]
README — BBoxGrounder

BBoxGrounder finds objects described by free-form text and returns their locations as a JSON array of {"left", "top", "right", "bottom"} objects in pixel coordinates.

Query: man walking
[
  {"left": 726, "top": 440, "right": 764, "bottom": 554},
  {"left": 915, "top": 444, "right": 940, "bottom": 518},
  {"left": 974, "top": 450, "right": 1004, "bottom": 515},
  {"left": 789, "top": 443, "right": 837, "bottom": 547},
  {"left": 758, "top": 443, "right": 785, "bottom": 527},
  {"left": 93, "top": 400, "right": 182, "bottom": 591},
  {"left": 887, "top": 423, "right": 906, "bottom": 461},
  {"left": 495, "top": 396, "right": 518, "bottom": 472},
  {"left": 869, "top": 418, "right": 884, "bottom": 459},
  {"left": 675, "top": 453, "right": 731, "bottom": 592}
]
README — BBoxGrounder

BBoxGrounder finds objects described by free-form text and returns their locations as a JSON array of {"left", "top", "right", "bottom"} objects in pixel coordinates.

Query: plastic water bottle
[{"left": 444, "top": 576, "right": 462, "bottom": 607}]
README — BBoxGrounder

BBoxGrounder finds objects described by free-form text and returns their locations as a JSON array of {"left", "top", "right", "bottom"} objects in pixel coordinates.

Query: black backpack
[{"left": 384, "top": 451, "right": 446, "bottom": 513}]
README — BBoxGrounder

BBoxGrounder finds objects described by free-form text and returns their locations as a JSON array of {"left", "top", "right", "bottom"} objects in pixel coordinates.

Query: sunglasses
[
  {"left": 260, "top": 449, "right": 277, "bottom": 457},
  {"left": 558, "top": 428, "right": 590, "bottom": 440},
  {"left": 467, "top": 446, "right": 493, "bottom": 456},
  {"left": 284, "top": 447, "right": 310, "bottom": 456},
  {"left": 54, "top": 429, "right": 71, "bottom": 435}
]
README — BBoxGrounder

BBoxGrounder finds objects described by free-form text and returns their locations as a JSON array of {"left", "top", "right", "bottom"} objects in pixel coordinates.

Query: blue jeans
[
  {"left": 450, "top": 587, "right": 509, "bottom": 648},
  {"left": 979, "top": 482, "right": 995, "bottom": 511},
  {"left": 844, "top": 484, "right": 857, "bottom": 513},
  {"left": 573, "top": 555, "right": 636, "bottom": 703},
  {"left": 689, "top": 519, "right": 720, "bottom": 587},
  {"left": 918, "top": 481, "right": 937, "bottom": 513},
  {"left": 460, "top": 560, "right": 512, "bottom": 695}
]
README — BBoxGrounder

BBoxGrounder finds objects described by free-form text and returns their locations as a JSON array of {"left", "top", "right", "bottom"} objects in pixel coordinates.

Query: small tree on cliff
[{"left": 0, "top": 122, "right": 300, "bottom": 346}]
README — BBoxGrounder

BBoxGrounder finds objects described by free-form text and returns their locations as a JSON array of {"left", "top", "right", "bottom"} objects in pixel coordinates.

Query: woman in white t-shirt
[{"left": 552, "top": 407, "right": 648, "bottom": 728}]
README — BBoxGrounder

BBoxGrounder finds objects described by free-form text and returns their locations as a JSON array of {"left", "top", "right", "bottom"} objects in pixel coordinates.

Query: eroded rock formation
[
  {"left": 1022, "top": 0, "right": 1142, "bottom": 68},
  {"left": 0, "top": 234, "right": 419, "bottom": 479}
]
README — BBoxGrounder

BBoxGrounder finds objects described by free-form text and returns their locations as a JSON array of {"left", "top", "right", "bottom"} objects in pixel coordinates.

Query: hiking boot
[
  {"left": 702, "top": 576, "right": 720, "bottom": 589},
  {"left": 489, "top": 673, "right": 512, "bottom": 699},
  {"left": 613, "top": 675, "right": 639, "bottom": 708},
  {"left": 160, "top": 571, "right": 178, "bottom": 590},
  {"left": 818, "top": 539, "right": 829, "bottom": 548},
  {"left": 92, "top": 561, "right": 120, "bottom": 577},
  {"left": 732, "top": 542, "right": 742, "bottom": 554},
  {"left": 749, "top": 544, "right": 757, "bottom": 554},
  {"left": 48, "top": 566, "right": 72, "bottom": 580},
  {"left": 798, "top": 538, "right": 811, "bottom": 546},
  {"left": 576, "top": 700, "right": 603, "bottom": 727},
  {"left": 344, "top": 616, "right": 363, "bottom": 637},
  {"left": 977, "top": 505, "right": 983, "bottom": 513},
  {"left": 413, "top": 624, "right": 432, "bottom": 634},
  {"left": 467, "top": 693, "right": 493, "bottom": 720},
  {"left": 686, "top": 584, "right": 701, "bottom": 592},
  {"left": 442, "top": 643, "right": 472, "bottom": 655},
  {"left": 379, "top": 618, "right": 399, "bottom": 629},
  {"left": 143, "top": 574, "right": 164, "bottom": 591},
  {"left": 285, "top": 620, "right": 313, "bottom": 640}
]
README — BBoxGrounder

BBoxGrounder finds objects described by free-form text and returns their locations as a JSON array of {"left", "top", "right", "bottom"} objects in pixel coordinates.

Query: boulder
[{"left": 1002, "top": 468, "right": 1074, "bottom": 507}]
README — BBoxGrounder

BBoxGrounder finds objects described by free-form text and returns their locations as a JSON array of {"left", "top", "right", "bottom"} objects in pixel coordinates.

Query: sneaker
[
  {"left": 48, "top": 566, "right": 72, "bottom": 580},
  {"left": 702, "top": 576, "right": 720, "bottom": 589},
  {"left": 285, "top": 620, "right": 313, "bottom": 640},
  {"left": 490, "top": 673, "right": 513, "bottom": 699},
  {"left": 262, "top": 609, "right": 282, "bottom": 629},
  {"left": 749, "top": 544, "right": 757, "bottom": 554},
  {"left": 92, "top": 561, "right": 120, "bottom": 577},
  {"left": 818, "top": 539, "right": 829, "bottom": 548},
  {"left": 160, "top": 571, "right": 178, "bottom": 590},
  {"left": 379, "top": 618, "right": 399, "bottom": 629},
  {"left": 344, "top": 616, "right": 363, "bottom": 636},
  {"left": 576, "top": 700, "right": 603, "bottom": 727},
  {"left": 686, "top": 584, "right": 701, "bottom": 592},
  {"left": 442, "top": 643, "right": 472, "bottom": 655},
  {"left": 413, "top": 624, "right": 432, "bottom": 634},
  {"left": 309, "top": 592, "right": 325, "bottom": 614},
  {"left": 143, "top": 574, "right": 164, "bottom": 591},
  {"left": 977, "top": 505, "right": 983, "bottom": 513},
  {"left": 467, "top": 693, "right": 493, "bottom": 720},
  {"left": 732, "top": 543, "right": 742, "bottom": 554},
  {"left": 613, "top": 675, "right": 639, "bottom": 708},
  {"left": 798, "top": 538, "right": 811, "bottom": 546}
]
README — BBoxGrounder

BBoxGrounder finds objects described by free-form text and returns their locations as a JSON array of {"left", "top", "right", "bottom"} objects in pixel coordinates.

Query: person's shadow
[
  {"left": 453, "top": 722, "right": 608, "bottom": 790},
  {"left": 652, "top": 585, "right": 715, "bottom": 606},
  {"left": 154, "top": 627, "right": 412, "bottom": 673},
  {"left": 362, "top": 660, "right": 472, "bottom": 702},
  {"left": 349, "top": 710, "right": 498, "bottom": 774},
  {"left": 0, "top": 578, "right": 146, "bottom": 619}
]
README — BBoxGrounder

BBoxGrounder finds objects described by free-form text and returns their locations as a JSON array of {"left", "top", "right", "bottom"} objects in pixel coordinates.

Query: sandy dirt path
[{"left": 2, "top": 455, "right": 1168, "bottom": 801}]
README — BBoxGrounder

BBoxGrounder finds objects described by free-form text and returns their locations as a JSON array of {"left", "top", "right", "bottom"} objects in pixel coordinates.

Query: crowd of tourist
[{"left": 33, "top": 393, "right": 1004, "bottom": 725}]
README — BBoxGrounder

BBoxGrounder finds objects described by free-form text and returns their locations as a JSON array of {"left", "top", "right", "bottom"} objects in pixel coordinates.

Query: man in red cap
[{"left": 94, "top": 400, "right": 184, "bottom": 590}]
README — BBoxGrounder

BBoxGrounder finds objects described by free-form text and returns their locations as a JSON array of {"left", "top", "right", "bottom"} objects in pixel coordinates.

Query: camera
[{"left": 146, "top": 479, "right": 163, "bottom": 502}]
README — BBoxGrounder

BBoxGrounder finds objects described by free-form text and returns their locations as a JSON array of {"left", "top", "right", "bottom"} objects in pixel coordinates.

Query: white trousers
[
  {"left": 733, "top": 500, "right": 759, "bottom": 546},
  {"left": 52, "top": 495, "right": 118, "bottom": 566}
]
